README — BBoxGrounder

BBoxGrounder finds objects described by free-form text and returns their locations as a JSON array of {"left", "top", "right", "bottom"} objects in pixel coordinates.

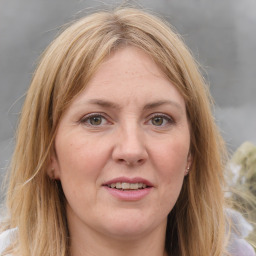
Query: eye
[
  {"left": 80, "top": 114, "right": 109, "bottom": 126},
  {"left": 149, "top": 114, "right": 174, "bottom": 127},
  {"left": 151, "top": 116, "right": 165, "bottom": 126},
  {"left": 89, "top": 115, "right": 104, "bottom": 125}
]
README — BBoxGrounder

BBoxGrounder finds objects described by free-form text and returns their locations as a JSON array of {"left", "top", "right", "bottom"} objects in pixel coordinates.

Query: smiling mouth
[{"left": 106, "top": 182, "right": 149, "bottom": 190}]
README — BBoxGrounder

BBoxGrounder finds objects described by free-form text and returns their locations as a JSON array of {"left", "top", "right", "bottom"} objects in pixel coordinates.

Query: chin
[
  {"left": 100, "top": 210, "right": 166, "bottom": 240},
  {"left": 104, "top": 225, "right": 152, "bottom": 241}
]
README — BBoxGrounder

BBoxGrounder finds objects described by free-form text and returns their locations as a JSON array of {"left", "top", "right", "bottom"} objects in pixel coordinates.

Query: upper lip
[{"left": 103, "top": 176, "right": 154, "bottom": 187}]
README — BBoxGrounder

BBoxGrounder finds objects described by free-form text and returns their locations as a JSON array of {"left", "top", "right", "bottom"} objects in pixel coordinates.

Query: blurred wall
[{"left": 1, "top": 0, "right": 256, "bottom": 181}]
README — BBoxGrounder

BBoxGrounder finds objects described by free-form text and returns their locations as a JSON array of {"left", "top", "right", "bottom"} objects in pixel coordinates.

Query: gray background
[{"left": 0, "top": 0, "right": 256, "bottom": 182}]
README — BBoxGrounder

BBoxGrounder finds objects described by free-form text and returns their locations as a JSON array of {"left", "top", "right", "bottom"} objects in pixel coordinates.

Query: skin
[{"left": 51, "top": 46, "right": 191, "bottom": 256}]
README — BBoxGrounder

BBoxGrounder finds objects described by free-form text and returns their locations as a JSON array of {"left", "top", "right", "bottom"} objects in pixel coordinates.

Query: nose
[{"left": 112, "top": 124, "right": 148, "bottom": 166}]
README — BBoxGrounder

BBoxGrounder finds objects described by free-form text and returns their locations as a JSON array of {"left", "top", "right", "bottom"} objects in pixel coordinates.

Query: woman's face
[{"left": 52, "top": 46, "right": 191, "bottom": 241}]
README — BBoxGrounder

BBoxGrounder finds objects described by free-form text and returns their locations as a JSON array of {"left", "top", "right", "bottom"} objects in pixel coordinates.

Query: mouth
[
  {"left": 105, "top": 182, "right": 149, "bottom": 190},
  {"left": 102, "top": 177, "right": 153, "bottom": 201},
  {"left": 102, "top": 177, "right": 153, "bottom": 191}
]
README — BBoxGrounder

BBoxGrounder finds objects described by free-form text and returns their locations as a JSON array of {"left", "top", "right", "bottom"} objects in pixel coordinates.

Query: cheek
[
  {"left": 54, "top": 135, "right": 114, "bottom": 207},
  {"left": 151, "top": 138, "right": 189, "bottom": 207},
  {"left": 56, "top": 134, "right": 109, "bottom": 177},
  {"left": 153, "top": 138, "right": 190, "bottom": 175},
  {"left": 54, "top": 139, "right": 101, "bottom": 208}
]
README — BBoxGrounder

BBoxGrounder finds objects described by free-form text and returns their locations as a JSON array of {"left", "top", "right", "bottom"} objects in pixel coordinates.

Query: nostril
[
  {"left": 117, "top": 159, "right": 133, "bottom": 166},
  {"left": 116, "top": 158, "right": 145, "bottom": 166}
]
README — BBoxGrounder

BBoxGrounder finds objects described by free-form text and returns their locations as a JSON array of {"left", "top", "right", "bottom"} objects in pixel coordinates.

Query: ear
[
  {"left": 47, "top": 150, "right": 61, "bottom": 180},
  {"left": 187, "top": 152, "right": 193, "bottom": 168},
  {"left": 185, "top": 152, "right": 193, "bottom": 176}
]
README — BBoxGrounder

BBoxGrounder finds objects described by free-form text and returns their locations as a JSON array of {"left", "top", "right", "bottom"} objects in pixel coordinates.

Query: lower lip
[{"left": 103, "top": 186, "right": 152, "bottom": 201}]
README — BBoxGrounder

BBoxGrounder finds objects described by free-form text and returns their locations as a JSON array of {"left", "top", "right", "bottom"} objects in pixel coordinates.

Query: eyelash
[
  {"left": 79, "top": 113, "right": 175, "bottom": 127},
  {"left": 147, "top": 113, "right": 175, "bottom": 127},
  {"left": 80, "top": 113, "right": 110, "bottom": 126}
]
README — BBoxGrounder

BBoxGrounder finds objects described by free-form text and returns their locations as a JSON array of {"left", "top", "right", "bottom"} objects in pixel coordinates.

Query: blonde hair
[{"left": 2, "top": 7, "right": 229, "bottom": 256}]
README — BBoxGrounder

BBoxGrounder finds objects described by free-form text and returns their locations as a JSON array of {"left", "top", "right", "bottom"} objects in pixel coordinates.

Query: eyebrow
[
  {"left": 143, "top": 100, "right": 183, "bottom": 112},
  {"left": 87, "top": 99, "right": 122, "bottom": 110},
  {"left": 85, "top": 99, "right": 183, "bottom": 112}
]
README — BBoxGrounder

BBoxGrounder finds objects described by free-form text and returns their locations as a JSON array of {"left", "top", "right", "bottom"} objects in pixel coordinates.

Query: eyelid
[
  {"left": 80, "top": 112, "right": 112, "bottom": 126},
  {"left": 146, "top": 113, "right": 175, "bottom": 125},
  {"left": 79, "top": 112, "right": 174, "bottom": 127}
]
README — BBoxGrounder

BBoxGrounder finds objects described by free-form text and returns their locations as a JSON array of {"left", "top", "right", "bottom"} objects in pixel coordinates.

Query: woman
[{"left": 0, "top": 7, "right": 254, "bottom": 256}]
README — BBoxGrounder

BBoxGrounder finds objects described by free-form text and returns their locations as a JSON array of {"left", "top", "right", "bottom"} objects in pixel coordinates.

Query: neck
[{"left": 69, "top": 220, "right": 168, "bottom": 256}]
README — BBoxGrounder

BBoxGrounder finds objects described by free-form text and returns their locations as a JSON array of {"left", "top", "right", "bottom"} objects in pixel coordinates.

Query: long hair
[{"left": 2, "top": 7, "right": 228, "bottom": 256}]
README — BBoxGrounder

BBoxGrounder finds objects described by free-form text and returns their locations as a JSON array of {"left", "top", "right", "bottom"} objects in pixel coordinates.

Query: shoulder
[
  {"left": 226, "top": 208, "right": 255, "bottom": 256},
  {"left": 0, "top": 228, "right": 17, "bottom": 255},
  {"left": 228, "top": 238, "right": 255, "bottom": 256}
]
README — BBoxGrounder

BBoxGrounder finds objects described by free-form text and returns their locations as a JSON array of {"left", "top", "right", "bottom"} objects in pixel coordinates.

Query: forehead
[
  {"left": 90, "top": 46, "right": 165, "bottom": 84},
  {"left": 73, "top": 46, "right": 185, "bottom": 109}
]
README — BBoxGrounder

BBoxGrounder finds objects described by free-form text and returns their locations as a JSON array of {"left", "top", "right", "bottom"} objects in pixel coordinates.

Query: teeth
[
  {"left": 108, "top": 182, "right": 148, "bottom": 190},
  {"left": 116, "top": 182, "right": 122, "bottom": 189},
  {"left": 122, "top": 183, "right": 130, "bottom": 190},
  {"left": 130, "top": 183, "right": 139, "bottom": 189}
]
